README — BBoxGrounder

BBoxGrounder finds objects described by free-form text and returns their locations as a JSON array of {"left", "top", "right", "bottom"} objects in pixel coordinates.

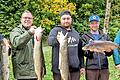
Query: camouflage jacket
[{"left": 10, "top": 24, "right": 46, "bottom": 79}]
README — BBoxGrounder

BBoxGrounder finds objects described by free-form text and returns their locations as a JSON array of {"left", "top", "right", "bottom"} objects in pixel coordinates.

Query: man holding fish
[
  {"left": 81, "top": 15, "right": 113, "bottom": 80},
  {"left": 48, "top": 10, "right": 84, "bottom": 80},
  {"left": 10, "top": 10, "right": 45, "bottom": 80}
]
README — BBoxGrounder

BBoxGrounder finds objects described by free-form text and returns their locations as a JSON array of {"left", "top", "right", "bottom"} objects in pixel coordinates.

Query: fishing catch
[
  {"left": 1, "top": 38, "right": 10, "bottom": 80},
  {"left": 57, "top": 31, "right": 69, "bottom": 80},
  {"left": 82, "top": 40, "right": 120, "bottom": 53},
  {"left": 33, "top": 26, "right": 45, "bottom": 80}
]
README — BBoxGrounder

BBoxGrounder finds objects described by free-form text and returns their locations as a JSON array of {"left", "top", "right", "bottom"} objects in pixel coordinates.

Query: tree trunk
[{"left": 103, "top": 0, "right": 112, "bottom": 34}]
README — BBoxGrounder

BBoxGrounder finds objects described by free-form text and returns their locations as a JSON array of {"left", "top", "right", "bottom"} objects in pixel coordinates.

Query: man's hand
[
  {"left": 57, "top": 31, "right": 68, "bottom": 45},
  {"left": 115, "top": 64, "right": 120, "bottom": 70},
  {"left": 80, "top": 68, "right": 85, "bottom": 75},
  {"left": 29, "top": 26, "right": 36, "bottom": 34},
  {"left": 34, "top": 26, "right": 44, "bottom": 41},
  {"left": 105, "top": 48, "right": 112, "bottom": 52}
]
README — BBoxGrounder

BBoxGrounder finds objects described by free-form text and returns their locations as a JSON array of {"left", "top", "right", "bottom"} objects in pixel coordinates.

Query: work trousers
[
  {"left": 86, "top": 69, "right": 109, "bottom": 80},
  {"left": 53, "top": 71, "right": 80, "bottom": 80}
]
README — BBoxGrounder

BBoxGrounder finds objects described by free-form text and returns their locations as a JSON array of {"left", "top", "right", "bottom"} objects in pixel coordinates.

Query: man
[
  {"left": 10, "top": 10, "right": 45, "bottom": 80},
  {"left": 81, "top": 15, "right": 113, "bottom": 80},
  {"left": 48, "top": 10, "right": 84, "bottom": 80},
  {"left": 113, "top": 30, "right": 120, "bottom": 70}
]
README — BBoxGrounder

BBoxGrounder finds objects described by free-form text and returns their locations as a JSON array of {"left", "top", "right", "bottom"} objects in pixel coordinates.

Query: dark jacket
[
  {"left": 48, "top": 25, "right": 84, "bottom": 74},
  {"left": 81, "top": 31, "right": 112, "bottom": 69},
  {"left": 10, "top": 24, "right": 37, "bottom": 79}
]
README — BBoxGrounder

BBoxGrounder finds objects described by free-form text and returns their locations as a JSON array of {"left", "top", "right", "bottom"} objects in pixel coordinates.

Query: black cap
[{"left": 60, "top": 10, "right": 71, "bottom": 17}]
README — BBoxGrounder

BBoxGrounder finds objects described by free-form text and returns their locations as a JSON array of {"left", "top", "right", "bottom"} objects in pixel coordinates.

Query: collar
[
  {"left": 85, "top": 31, "right": 105, "bottom": 40},
  {"left": 57, "top": 24, "right": 73, "bottom": 32},
  {"left": 18, "top": 24, "right": 29, "bottom": 30},
  {"left": 91, "top": 30, "right": 99, "bottom": 34}
]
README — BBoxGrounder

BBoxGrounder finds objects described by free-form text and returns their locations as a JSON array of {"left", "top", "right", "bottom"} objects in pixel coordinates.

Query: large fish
[
  {"left": 82, "top": 40, "right": 120, "bottom": 53},
  {"left": 33, "top": 27, "right": 45, "bottom": 80},
  {"left": 1, "top": 38, "right": 11, "bottom": 80},
  {"left": 57, "top": 31, "right": 69, "bottom": 80}
]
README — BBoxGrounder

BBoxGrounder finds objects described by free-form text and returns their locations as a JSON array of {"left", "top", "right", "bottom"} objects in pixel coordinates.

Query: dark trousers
[
  {"left": 53, "top": 71, "right": 80, "bottom": 80},
  {"left": 86, "top": 69, "right": 109, "bottom": 80}
]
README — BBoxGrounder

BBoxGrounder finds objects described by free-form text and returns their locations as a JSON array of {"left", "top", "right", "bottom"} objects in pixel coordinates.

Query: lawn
[{"left": 9, "top": 46, "right": 120, "bottom": 80}]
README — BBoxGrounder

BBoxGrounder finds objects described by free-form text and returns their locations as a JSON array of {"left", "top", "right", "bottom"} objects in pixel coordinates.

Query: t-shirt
[{"left": 92, "top": 34, "right": 100, "bottom": 40}]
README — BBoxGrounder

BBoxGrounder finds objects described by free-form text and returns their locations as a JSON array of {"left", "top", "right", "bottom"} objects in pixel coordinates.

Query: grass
[{"left": 9, "top": 45, "right": 120, "bottom": 80}]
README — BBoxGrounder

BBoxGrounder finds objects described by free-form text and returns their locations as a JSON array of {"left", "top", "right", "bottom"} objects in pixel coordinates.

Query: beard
[{"left": 61, "top": 23, "right": 71, "bottom": 29}]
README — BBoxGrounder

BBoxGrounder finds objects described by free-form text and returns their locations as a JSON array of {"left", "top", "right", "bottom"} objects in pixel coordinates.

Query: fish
[
  {"left": 33, "top": 26, "right": 45, "bottom": 80},
  {"left": 82, "top": 40, "right": 120, "bottom": 53},
  {"left": 1, "top": 38, "right": 11, "bottom": 80},
  {"left": 57, "top": 31, "right": 69, "bottom": 80}
]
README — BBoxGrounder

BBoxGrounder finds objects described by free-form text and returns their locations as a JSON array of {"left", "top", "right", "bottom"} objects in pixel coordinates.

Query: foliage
[
  {"left": 0, "top": 0, "right": 120, "bottom": 40},
  {"left": 70, "top": 0, "right": 120, "bottom": 40},
  {"left": 0, "top": 0, "right": 76, "bottom": 37}
]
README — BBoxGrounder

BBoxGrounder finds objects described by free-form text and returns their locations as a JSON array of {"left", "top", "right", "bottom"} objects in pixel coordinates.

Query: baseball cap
[
  {"left": 60, "top": 10, "right": 71, "bottom": 17},
  {"left": 89, "top": 15, "right": 100, "bottom": 22}
]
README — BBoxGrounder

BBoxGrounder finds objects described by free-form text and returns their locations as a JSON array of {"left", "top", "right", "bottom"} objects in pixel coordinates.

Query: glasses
[{"left": 22, "top": 17, "right": 33, "bottom": 20}]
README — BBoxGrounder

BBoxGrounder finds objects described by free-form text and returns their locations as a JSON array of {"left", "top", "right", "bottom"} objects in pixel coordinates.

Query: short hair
[
  {"left": 60, "top": 10, "right": 71, "bottom": 17},
  {"left": 21, "top": 10, "right": 32, "bottom": 17},
  {"left": 23, "top": 10, "right": 31, "bottom": 14}
]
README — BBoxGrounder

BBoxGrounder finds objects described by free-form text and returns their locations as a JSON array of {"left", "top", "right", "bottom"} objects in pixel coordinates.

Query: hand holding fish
[
  {"left": 80, "top": 68, "right": 85, "bottom": 75},
  {"left": 34, "top": 26, "right": 44, "bottom": 42},
  {"left": 105, "top": 48, "right": 112, "bottom": 52},
  {"left": 57, "top": 31, "right": 68, "bottom": 45},
  {"left": 29, "top": 26, "right": 36, "bottom": 35},
  {"left": 115, "top": 64, "right": 120, "bottom": 70}
]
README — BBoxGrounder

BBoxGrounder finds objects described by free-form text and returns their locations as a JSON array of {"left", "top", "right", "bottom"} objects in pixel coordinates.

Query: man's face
[
  {"left": 21, "top": 12, "right": 33, "bottom": 29},
  {"left": 60, "top": 15, "right": 72, "bottom": 28},
  {"left": 89, "top": 21, "right": 99, "bottom": 31}
]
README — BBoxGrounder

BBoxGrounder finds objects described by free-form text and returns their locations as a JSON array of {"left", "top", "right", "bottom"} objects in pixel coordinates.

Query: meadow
[{"left": 10, "top": 46, "right": 120, "bottom": 80}]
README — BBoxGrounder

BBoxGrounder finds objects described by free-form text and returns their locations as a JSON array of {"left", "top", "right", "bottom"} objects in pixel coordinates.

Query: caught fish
[
  {"left": 1, "top": 38, "right": 11, "bottom": 80},
  {"left": 82, "top": 40, "right": 120, "bottom": 53},
  {"left": 57, "top": 31, "right": 69, "bottom": 80},
  {"left": 33, "top": 27, "right": 45, "bottom": 80}
]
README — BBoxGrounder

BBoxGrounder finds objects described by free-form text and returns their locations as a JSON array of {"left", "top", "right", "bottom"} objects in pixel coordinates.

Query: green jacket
[{"left": 10, "top": 24, "right": 37, "bottom": 79}]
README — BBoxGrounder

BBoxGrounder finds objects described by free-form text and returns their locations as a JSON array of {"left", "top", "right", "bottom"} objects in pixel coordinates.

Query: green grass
[{"left": 9, "top": 46, "right": 120, "bottom": 80}]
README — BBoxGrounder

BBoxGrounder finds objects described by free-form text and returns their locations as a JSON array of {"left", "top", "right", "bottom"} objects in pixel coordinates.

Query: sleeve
[
  {"left": 48, "top": 28, "right": 59, "bottom": 46},
  {"left": 113, "top": 30, "right": 120, "bottom": 65},
  {"left": 78, "top": 38, "right": 84, "bottom": 68},
  {"left": 10, "top": 28, "right": 33, "bottom": 49},
  {"left": 81, "top": 34, "right": 94, "bottom": 58},
  {"left": 104, "top": 34, "right": 113, "bottom": 56}
]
